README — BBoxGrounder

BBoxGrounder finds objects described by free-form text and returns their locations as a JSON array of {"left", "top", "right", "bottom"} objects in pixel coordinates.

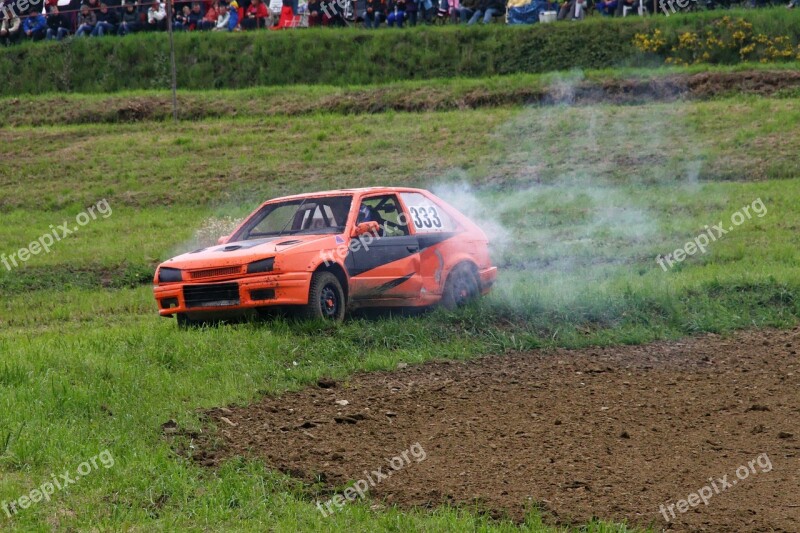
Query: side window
[
  {"left": 399, "top": 193, "right": 456, "bottom": 233},
  {"left": 357, "top": 195, "right": 410, "bottom": 237}
]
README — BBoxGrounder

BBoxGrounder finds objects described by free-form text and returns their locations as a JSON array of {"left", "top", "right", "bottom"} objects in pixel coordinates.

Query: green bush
[{"left": 1, "top": 9, "right": 800, "bottom": 94}]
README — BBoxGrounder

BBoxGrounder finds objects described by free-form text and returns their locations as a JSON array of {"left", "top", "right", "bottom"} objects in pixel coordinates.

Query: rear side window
[{"left": 400, "top": 193, "right": 456, "bottom": 233}]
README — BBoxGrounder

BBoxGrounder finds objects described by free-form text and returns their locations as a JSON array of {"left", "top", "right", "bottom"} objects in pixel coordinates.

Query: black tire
[
  {"left": 302, "top": 271, "right": 346, "bottom": 321},
  {"left": 441, "top": 264, "right": 480, "bottom": 310}
]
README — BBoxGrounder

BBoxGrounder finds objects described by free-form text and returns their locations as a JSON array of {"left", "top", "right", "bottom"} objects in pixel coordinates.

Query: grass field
[
  {"left": 4, "top": 9, "right": 800, "bottom": 95},
  {"left": 1, "top": 73, "right": 799, "bottom": 530},
  {"left": 4, "top": 63, "right": 800, "bottom": 127}
]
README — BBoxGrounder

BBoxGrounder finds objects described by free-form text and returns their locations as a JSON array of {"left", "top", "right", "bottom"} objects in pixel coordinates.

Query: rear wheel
[
  {"left": 441, "top": 264, "right": 480, "bottom": 310},
  {"left": 302, "top": 271, "right": 346, "bottom": 321}
]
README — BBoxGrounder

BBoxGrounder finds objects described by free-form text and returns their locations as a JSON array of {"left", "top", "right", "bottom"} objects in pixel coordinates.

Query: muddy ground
[
  {"left": 6, "top": 70, "right": 800, "bottom": 127},
  {"left": 193, "top": 328, "right": 800, "bottom": 532}
]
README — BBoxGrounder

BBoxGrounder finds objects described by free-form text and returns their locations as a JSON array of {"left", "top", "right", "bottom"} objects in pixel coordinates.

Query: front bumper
[{"left": 153, "top": 271, "right": 313, "bottom": 316}]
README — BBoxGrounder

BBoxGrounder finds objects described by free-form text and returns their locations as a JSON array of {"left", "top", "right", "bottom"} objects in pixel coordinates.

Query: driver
[
  {"left": 357, "top": 205, "right": 377, "bottom": 224},
  {"left": 356, "top": 204, "right": 385, "bottom": 237}
]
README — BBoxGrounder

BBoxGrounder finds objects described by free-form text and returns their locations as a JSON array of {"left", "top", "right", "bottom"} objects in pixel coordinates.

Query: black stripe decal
[
  {"left": 344, "top": 232, "right": 460, "bottom": 277},
  {"left": 375, "top": 273, "right": 415, "bottom": 293},
  {"left": 345, "top": 235, "right": 417, "bottom": 277},
  {"left": 417, "top": 232, "right": 458, "bottom": 251}
]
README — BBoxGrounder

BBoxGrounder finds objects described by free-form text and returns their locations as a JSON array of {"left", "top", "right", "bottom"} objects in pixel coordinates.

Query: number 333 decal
[{"left": 409, "top": 206, "right": 443, "bottom": 230}]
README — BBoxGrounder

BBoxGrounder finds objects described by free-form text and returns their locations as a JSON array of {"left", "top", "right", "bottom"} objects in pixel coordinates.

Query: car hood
[{"left": 161, "top": 234, "right": 335, "bottom": 270}]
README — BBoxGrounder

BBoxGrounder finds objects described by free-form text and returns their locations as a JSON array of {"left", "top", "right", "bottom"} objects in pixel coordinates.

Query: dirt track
[
  {"left": 195, "top": 328, "right": 800, "bottom": 531},
  {"left": 6, "top": 70, "right": 800, "bottom": 127}
]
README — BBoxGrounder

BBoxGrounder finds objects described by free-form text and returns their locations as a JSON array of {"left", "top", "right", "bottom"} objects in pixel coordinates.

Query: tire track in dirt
[{"left": 193, "top": 327, "right": 800, "bottom": 531}]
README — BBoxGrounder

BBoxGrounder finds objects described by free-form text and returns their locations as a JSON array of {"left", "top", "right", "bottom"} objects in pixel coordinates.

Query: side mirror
[
  {"left": 351, "top": 221, "right": 380, "bottom": 238},
  {"left": 217, "top": 235, "right": 230, "bottom": 245}
]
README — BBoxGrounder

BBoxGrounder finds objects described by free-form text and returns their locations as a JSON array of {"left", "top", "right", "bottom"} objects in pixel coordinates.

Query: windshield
[{"left": 232, "top": 195, "right": 353, "bottom": 241}]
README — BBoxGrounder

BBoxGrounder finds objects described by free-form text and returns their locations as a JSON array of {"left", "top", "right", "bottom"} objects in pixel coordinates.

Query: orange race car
[{"left": 153, "top": 187, "right": 497, "bottom": 325}]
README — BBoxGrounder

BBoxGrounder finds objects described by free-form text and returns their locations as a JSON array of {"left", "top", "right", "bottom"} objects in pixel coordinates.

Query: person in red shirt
[
  {"left": 242, "top": 0, "right": 269, "bottom": 28},
  {"left": 198, "top": 1, "right": 219, "bottom": 29}
]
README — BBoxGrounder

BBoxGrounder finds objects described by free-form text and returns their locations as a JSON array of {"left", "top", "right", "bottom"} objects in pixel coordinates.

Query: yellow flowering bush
[
  {"left": 633, "top": 28, "right": 667, "bottom": 53},
  {"left": 633, "top": 17, "right": 799, "bottom": 65}
]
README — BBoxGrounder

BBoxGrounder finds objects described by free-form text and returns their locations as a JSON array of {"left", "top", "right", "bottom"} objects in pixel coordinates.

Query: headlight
[
  {"left": 158, "top": 267, "right": 183, "bottom": 283},
  {"left": 247, "top": 257, "right": 275, "bottom": 274}
]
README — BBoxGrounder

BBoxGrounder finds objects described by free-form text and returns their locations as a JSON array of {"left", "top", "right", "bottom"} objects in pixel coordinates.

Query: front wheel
[
  {"left": 441, "top": 264, "right": 480, "bottom": 310},
  {"left": 302, "top": 271, "right": 346, "bottom": 321}
]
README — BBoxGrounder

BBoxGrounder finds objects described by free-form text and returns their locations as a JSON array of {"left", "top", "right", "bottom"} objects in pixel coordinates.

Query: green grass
[
  {"left": 1, "top": 89, "right": 798, "bottom": 531},
  {"left": 3, "top": 95, "right": 800, "bottom": 294},
  {"left": 4, "top": 96, "right": 800, "bottom": 213},
  {"left": 3, "top": 8, "right": 800, "bottom": 94},
  {"left": 5, "top": 63, "right": 800, "bottom": 127}
]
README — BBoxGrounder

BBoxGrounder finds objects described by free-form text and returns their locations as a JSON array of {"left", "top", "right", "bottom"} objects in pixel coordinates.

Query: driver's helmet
[{"left": 357, "top": 205, "right": 376, "bottom": 224}]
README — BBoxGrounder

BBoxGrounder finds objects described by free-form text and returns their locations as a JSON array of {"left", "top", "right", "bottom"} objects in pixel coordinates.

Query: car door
[
  {"left": 398, "top": 191, "right": 462, "bottom": 291},
  {"left": 345, "top": 194, "right": 422, "bottom": 301}
]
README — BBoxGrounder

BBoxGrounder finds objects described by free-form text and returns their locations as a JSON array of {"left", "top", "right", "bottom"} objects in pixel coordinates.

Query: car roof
[{"left": 266, "top": 187, "right": 430, "bottom": 203}]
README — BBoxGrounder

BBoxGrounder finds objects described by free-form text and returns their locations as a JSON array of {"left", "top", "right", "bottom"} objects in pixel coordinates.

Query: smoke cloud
[{"left": 432, "top": 72, "right": 702, "bottom": 311}]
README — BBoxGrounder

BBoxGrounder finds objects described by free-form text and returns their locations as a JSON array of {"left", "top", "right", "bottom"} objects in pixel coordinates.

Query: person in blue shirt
[
  {"left": 386, "top": 0, "right": 406, "bottom": 26},
  {"left": 226, "top": 0, "right": 239, "bottom": 29},
  {"left": 22, "top": 11, "right": 47, "bottom": 41}
]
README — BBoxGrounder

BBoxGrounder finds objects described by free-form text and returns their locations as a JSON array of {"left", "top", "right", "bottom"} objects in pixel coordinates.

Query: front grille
[
  {"left": 183, "top": 283, "right": 240, "bottom": 308},
  {"left": 188, "top": 266, "right": 242, "bottom": 280}
]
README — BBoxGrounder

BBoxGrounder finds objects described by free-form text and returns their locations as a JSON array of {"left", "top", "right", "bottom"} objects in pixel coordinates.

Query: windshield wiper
[{"left": 276, "top": 198, "right": 307, "bottom": 239}]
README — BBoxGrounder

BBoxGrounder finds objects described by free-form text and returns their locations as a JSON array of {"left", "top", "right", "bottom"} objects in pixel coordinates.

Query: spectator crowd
[{"left": 0, "top": 0, "right": 661, "bottom": 45}]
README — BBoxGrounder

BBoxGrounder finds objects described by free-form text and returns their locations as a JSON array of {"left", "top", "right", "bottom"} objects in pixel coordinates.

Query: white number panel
[{"left": 400, "top": 193, "right": 456, "bottom": 233}]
